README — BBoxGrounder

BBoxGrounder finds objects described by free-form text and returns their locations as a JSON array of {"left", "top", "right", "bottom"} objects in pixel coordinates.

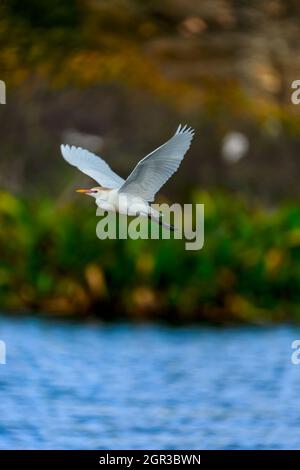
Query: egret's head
[{"left": 76, "top": 186, "right": 106, "bottom": 198}]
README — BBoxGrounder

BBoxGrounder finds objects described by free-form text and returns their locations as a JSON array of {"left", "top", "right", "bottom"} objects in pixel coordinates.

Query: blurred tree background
[{"left": 0, "top": 0, "right": 300, "bottom": 322}]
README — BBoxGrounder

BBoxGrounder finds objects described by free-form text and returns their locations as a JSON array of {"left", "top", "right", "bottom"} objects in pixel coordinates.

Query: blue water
[{"left": 0, "top": 316, "right": 300, "bottom": 449}]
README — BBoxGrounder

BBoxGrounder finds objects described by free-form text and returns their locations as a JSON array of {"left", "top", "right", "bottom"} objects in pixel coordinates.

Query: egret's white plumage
[
  {"left": 60, "top": 145, "right": 124, "bottom": 189},
  {"left": 119, "top": 124, "right": 194, "bottom": 201},
  {"left": 61, "top": 124, "right": 195, "bottom": 230}
]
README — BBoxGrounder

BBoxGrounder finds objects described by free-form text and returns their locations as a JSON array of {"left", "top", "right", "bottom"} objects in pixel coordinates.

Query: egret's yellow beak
[{"left": 76, "top": 189, "right": 90, "bottom": 194}]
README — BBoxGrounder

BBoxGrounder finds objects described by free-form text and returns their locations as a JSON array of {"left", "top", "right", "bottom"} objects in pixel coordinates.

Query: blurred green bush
[{"left": 1, "top": 189, "right": 300, "bottom": 324}]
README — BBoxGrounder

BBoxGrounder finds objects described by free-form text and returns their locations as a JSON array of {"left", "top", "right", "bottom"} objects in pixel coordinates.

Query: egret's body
[
  {"left": 93, "top": 189, "right": 149, "bottom": 216},
  {"left": 61, "top": 124, "right": 195, "bottom": 230}
]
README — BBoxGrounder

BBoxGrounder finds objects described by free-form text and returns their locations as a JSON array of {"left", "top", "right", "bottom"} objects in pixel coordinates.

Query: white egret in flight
[{"left": 61, "top": 124, "right": 195, "bottom": 230}]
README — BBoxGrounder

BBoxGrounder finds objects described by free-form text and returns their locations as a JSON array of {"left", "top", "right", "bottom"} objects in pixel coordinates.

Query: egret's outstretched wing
[
  {"left": 119, "top": 125, "right": 194, "bottom": 201},
  {"left": 60, "top": 144, "right": 124, "bottom": 189}
]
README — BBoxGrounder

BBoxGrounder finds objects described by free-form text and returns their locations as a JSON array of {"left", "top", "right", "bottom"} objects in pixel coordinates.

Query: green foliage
[{"left": 1, "top": 190, "right": 300, "bottom": 323}]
